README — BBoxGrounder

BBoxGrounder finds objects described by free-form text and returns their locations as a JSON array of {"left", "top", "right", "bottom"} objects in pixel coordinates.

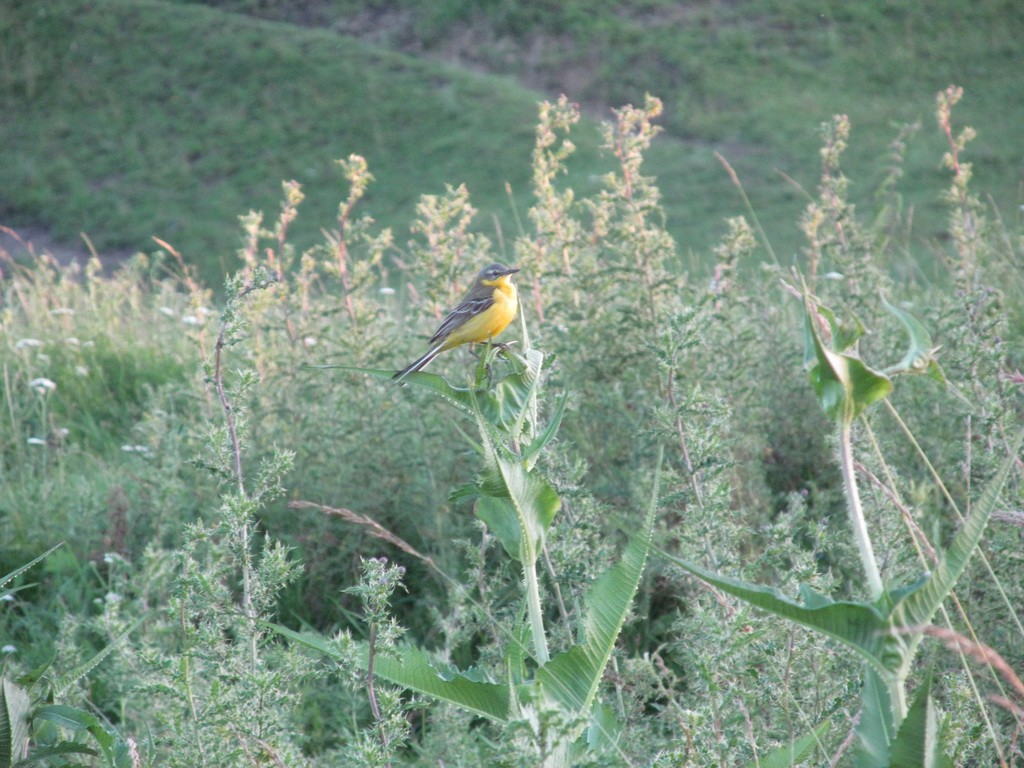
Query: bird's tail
[{"left": 392, "top": 344, "right": 443, "bottom": 383}]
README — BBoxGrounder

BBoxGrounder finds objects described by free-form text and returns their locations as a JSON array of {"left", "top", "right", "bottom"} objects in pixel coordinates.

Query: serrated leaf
[
  {"left": 521, "top": 390, "right": 569, "bottom": 468},
  {"left": 889, "top": 676, "right": 953, "bottom": 768},
  {"left": 1, "top": 544, "right": 64, "bottom": 594},
  {"left": 1, "top": 678, "right": 31, "bottom": 768},
  {"left": 855, "top": 666, "right": 896, "bottom": 768},
  {"left": 664, "top": 555, "right": 894, "bottom": 677},
  {"left": 54, "top": 615, "right": 148, "bottom": 699},
  {"left": 536, "top": 449, "right": 660, "bottom": 719},
  {"left": 759, "top": 718, "right": 831, "bottom": 768}
]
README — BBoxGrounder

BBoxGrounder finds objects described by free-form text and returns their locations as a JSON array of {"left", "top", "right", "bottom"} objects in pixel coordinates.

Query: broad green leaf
[
  {"left": 11, "top": 743, "right": 100, "bottom": 766},
  {"left": 881, "top": 298, "right": 946, "bottom": 383},
  {"left": 476, "top": 423, "right": 561, "bottom": 555},
  {"left": 855, "top": 666, "right": 896, "bottom": 768},
  {"left": 367, "top": 644, "right": 512, "bottom": 722},
  {"left": 664, "top": 555, "right": 893, "bottom": 677},
  {"left": 804, "top": 298, "right": 893, "bottom": 422},
  {"left": 536, "top": 449, "right": 660, "bottom": 719},
  {"left": 759, "top": 718, "right": 831, "bottom": 768},
  {"left": 474, "top": 496, "right": 522, "bottom": 561},
  {"left": 1, "top": 678, "right": 31, "bottom": 768},
  {"left": 889, "top": 676, "right": 953, "bottom": 768},
  {"left": 34, "top": 705, "right": 100, "bottom": 732},
  {"left": 894, "top": 429, "right": 1023, "bottom": 636},
  {"left": 267, "top": 624, "right": 513, "bottom": 722}
]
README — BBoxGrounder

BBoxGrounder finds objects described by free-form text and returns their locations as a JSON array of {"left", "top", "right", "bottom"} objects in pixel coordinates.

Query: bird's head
[{"left": 477, "top": 263, "right": 520, "bottom": 287}]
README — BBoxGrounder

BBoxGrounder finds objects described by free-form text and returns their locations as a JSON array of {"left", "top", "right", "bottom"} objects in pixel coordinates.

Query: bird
[{"left": 393, "top": 263, "right": 520, "bottom": 382}]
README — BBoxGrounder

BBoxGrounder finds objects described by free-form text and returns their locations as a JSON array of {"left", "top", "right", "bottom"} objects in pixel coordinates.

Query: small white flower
[
  {"left": 15, "top": 338, "right": 43, "bottom": 350},
  {"left": 29, "top": 377, "right": 56, "bottom": 394},
  {"left": 379, "top": 286, "right": 396, "bottom": 296},
  {"left": 1, "top": 645, "right": 16, "bottom": 654},
  {"left": 75, "top": 366, "right": 89, "bottom": 377},
  {"left": 103, "top": 552, "right": 127, "bottom": 565},
  {"left": 104, "top": 592, "right": 123, "bottom": 605},
  {"left": 27, "top": 437, "right": 47, "bottom": 445},
  {"left": 302, "top": 336, "right": 317, "bottom": 347},
  {"left": 182, "top": 315, "right": 201, "bottom": 326},
  {"left": 121, "top": 444, "right": 152, "bottom": 456},
  {"left": 64, "top": 337, "right": 80, "bottom": 346},
  {"left": 159, "top": 306, "right": 177, "bottom": 317},
  {"left": 197, "top": 306, "right": 215, "bottom": 316},
  {"left": 49, "top": 307, "right": 75, "bottom": 316}
]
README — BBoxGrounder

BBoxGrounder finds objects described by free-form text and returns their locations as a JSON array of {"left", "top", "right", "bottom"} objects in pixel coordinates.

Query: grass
[{"left": 3, "top": 0, "right": 1023, "bottom": 286}]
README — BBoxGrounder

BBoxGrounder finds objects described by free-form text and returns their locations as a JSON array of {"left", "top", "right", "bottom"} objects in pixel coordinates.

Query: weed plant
[{"left": 1, "top": 87, "right": 1022, "bottom": 765}]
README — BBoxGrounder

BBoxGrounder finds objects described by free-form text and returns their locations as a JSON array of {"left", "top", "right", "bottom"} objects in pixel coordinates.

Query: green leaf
[
  {"left": 266, "top": 624, "right": 514, "bottom": 721},
  {"left": 759, "top": 718, "right": 831, "bottom": 768},
  {"left": 855, "top": 666, "right": 896, "bottom": 768},
  {"left": 889, "top": 676, "right": 953, "bottom": 768},
  {"left": 1, "top": 678, "right": 31, "bottom": 768},
  {"left": 663, "top": 555, "right": 894, "bottom": 677},
  {"left": 881, "top": 298, "right": 946, "bottom": 383},
  {"left": 894, "top": 429, "right": 1023, "bottom": 635},
  {"left": 367, "top": 644, "right": 513, "bottom": 722},
  {"left": 35, "top": 705, "right": 100, "bottom": 732},
  {"left": 804, "top": 297, "right": 893, "bottom": 422},
  {"left": 11, "top": 743, "right": 100, "bottom": 767},
  {"left": 476, "top": 425, "right": 561, "bottom": 556},
  {"left": 474, "top": 496, "right": 522, "bottom": 561},
  {"left": 536, "top": 448, "right": 660, "bottom": 719}
]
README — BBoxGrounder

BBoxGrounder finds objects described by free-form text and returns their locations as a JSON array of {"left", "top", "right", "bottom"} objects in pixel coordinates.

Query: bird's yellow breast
[{"left": 442, "top": 277, "right": 517, "bottom": 349}]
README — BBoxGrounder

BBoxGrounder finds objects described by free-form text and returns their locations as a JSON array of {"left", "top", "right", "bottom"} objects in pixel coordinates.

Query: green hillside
[{"left": 2, "top": 0, "right": 1022, "bottom": 284}]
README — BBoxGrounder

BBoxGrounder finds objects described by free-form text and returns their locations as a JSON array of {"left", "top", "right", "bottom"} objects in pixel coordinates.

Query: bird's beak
[{"left": 504, "top": 267, "right": 520, "bottom": 276}]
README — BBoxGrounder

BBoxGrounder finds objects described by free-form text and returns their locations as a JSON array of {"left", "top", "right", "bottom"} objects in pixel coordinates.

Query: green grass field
[{"left": 2, "top": 0, "right": 1022, "bottom": 285}]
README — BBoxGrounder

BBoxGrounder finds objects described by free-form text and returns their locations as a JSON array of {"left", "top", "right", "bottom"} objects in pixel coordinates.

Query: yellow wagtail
[{"left": 393, "top": 263, "right": 520, "bottom": 381}]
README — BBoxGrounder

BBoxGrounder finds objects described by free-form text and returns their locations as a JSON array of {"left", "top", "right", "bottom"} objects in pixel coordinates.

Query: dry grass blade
[
  {"left": 921, "top": 626, "right": 1024, "bottom": 701},
  {"left": 289, "top": 500, "right": 437, "bottom": 570}
]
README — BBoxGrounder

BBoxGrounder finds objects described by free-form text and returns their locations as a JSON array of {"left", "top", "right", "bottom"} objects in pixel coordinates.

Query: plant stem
[
  {"left": 523, "top": 555, "right": 550, "bottom": 665},
  {"left": 838, "top": 420, "right": 884, "bottom": 601}
]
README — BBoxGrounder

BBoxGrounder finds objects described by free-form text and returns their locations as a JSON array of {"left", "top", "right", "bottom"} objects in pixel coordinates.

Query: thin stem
[
  {"left": 366, "top": 622, "right": 392, "bottom": 763},
  {"left": 838, "top": 420, "right": 884, "bottom": 600}
]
